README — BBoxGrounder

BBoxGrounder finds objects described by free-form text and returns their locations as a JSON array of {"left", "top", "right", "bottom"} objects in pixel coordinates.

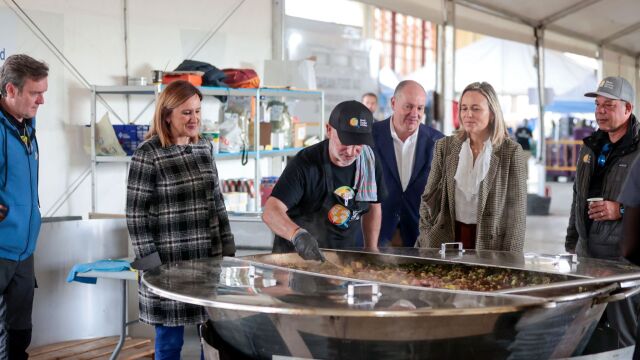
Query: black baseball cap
[{"left": 328, "top": 100, "right": 374, "bottom": 146}]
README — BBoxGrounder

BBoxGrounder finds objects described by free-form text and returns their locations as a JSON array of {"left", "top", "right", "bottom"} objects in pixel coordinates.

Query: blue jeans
[{"left": 155, "top": 325, "right": 204, "bottom": 360}]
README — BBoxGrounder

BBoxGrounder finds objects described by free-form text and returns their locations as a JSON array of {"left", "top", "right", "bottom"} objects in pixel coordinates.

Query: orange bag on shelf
[{"left": 222, "top": 68, "right": 260, "bottom": 88}]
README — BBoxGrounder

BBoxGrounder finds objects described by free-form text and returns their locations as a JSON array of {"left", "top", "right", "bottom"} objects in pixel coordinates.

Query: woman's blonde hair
[
  {"left": 146, "top": 80, "right": 203, "bottom": 147},
  {"left": 455, "top": 82, "right": 508, "bottom": 147}
]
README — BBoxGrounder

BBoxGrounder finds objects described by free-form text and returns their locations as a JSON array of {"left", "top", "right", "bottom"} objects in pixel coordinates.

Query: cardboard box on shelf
[
  {"left": 293, "top": 123, "right": 306, "bottom": 148},
  {"left": 248, "top": 122, "right": 272, "bottom": 148}
]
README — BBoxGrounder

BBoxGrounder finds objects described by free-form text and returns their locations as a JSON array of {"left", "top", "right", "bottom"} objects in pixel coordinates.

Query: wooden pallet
[{"left": 28, "top": 336, "right": 154, "bottom": 360}]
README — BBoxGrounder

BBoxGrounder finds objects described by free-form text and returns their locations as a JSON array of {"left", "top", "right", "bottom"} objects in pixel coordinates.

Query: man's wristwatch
[{"left": 620, "top": 204, "right": 625, "bottom": 216}]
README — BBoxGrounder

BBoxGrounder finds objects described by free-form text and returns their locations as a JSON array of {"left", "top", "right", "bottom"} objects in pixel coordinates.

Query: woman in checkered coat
[
  {"left": 126, "top": 80, "right": 235, "bottom": 358},
  {"left": 416, "top": 82, "right": 526, "bottom": 252}
]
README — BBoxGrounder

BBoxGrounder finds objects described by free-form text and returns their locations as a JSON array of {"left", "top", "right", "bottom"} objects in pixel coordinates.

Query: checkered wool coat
[
  {"left": 416, "top": 135, "right": 526, "bottom": 252},
  {"left": 126, "top": 136, "right": 235, "bottom": 326}
]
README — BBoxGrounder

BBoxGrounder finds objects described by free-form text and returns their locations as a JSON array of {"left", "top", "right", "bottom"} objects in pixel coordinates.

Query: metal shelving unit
[{"left": 90, "top": 84, "right": 324, "bottom": 212}]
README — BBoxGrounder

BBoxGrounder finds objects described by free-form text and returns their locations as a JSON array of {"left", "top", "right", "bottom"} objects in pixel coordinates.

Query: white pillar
[
  {"left": 441, "top": 0, "right": 456, "bottom": 136},
  {"left": 534, "top": 26, "right": 546, "bottom": 196},
  {"left": 272, "top": 0, "right": 285, "bottom": 61}
]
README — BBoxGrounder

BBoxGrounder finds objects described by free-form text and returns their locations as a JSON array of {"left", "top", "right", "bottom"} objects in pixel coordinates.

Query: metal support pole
[
  {"left": 272, "top": 0, "right": 285, "bottom": 60},
  {"left": 596, "top": 45, "right": 604, "bottom": 80},
  {"left": 534, "top": 26, "right": 546, "bottom": 196},
  {"left": 90, "top": 86, "right": 97, "bottom": 212},
  {"left": 110, "top": 279, "right": 128, "bottom": 360},
  {"left": 635, "top": 56, "right": 639, "bottom": 108},
  {"left": 435, "top": 23, "right": 445, "bottom": 133},
  {"left": 255, "top": 89, "right": 262, "bottom": 210},
  {"left": 441, "top": 0, "right": 456, "bottom": 135}
]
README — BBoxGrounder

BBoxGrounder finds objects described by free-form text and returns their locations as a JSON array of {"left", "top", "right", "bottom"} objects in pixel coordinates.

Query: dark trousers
[
  {"left": 0, "top": 255, "right": 35, "bottom": 360},
  {"left": 605, "top": 293, "right": 640, "bottom": 348},
  {"left": 155, "top": 325, "right": 204, "bottom": 360}
]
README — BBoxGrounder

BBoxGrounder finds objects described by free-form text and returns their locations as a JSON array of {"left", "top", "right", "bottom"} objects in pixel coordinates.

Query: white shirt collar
[{"left": 389, "top": 116, "right": 418, "bottom": 144}]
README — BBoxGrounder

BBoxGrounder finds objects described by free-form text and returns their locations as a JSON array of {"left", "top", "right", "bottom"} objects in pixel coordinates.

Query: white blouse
[{"left": 454, "top": 138, "right": 492, "bottom": 224}]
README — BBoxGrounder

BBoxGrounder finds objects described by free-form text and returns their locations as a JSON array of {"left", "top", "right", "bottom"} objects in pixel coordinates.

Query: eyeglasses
[{"left": 597, "top": 143, "right": 611, "bottom": 167}]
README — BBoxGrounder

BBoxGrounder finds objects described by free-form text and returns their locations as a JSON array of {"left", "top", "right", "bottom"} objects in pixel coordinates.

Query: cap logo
[
  {"left": 349, "top": 117, "right": 359, "bottom": 127},
  {"left": 601, "top": 80, "right": 615, "bottom": 91}
]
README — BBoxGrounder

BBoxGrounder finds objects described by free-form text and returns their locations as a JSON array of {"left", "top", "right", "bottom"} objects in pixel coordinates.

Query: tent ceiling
[
  {"left": 361, "top": 0, "right": 640, "bottom": 57},
  {"left": 470, "top": 0, "right": 640, "bottom": 56}
]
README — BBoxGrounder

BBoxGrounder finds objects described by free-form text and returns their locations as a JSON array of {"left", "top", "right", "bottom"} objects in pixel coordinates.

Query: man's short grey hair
[{"left": 0, "top": 54, "right": 49, "bottom": 97}]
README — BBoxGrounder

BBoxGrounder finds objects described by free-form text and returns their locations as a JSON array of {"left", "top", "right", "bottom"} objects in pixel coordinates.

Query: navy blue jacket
[
  {"left": 0, "top": 109, "right": 41, "bottom": 261},
  {"left": 373, "top": 118, "right": 443, "bottom": 246}
]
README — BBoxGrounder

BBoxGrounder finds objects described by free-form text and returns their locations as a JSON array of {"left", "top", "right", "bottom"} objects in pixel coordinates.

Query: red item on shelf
[{"left": 162, "top": 73, "right": 203, "bottom": 86}]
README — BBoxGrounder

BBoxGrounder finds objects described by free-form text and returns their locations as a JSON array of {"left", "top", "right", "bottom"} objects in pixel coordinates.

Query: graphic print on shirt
[{"left": 328, "top": 185, "right": 363, "bottom": 228}]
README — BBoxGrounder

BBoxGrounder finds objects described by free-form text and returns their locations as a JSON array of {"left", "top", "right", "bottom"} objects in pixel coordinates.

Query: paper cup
[{"left": 587, "top": 197, "right": 604, "bottom": 203}]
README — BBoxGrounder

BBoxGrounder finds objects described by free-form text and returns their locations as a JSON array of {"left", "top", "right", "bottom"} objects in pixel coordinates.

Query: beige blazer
[{"left": 416, "top": 135, "right": 527, "bottom": 252}]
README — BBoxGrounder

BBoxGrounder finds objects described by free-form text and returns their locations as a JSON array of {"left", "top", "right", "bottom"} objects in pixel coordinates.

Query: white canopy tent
[
  {"left": 454, "top": 37, "right": 596, "bottom": 96},
  {"left": 361, "top": 0, "right": 640, "bottom": 103},
  {"left": 361, "top": 0, "right": 640, "bottom": 195}
]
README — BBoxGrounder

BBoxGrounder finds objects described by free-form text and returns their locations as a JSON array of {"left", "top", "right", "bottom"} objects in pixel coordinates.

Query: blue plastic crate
[{"left": 112, "top": 125, "right": 149, "bottom": 155}]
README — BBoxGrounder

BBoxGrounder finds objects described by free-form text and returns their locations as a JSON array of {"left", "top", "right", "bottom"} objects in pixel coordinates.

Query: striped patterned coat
[
  {"left": 416, "top": 135, "right": 526, "bottom": 252},
  {"left": 126, "top": 136, "right": 235, "bottom": 326}
]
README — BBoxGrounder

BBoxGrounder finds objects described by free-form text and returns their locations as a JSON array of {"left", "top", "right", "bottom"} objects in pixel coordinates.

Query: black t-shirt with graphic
[{"left": 270, "top": 139, "right": 386, "bottom": 249}]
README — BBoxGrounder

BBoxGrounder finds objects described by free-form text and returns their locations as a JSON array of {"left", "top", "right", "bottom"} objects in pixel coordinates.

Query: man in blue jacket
[
  {"left": 0, "top": 54, "right": 48, "bottom": 359},
  {"left": 373, "top": 80, "right": 443, "bottom": 247}
]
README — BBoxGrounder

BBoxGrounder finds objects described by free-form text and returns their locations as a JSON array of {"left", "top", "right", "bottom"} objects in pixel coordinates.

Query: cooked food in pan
[{"left": 288, "top": 260, "right": 567, "bottom": 291}]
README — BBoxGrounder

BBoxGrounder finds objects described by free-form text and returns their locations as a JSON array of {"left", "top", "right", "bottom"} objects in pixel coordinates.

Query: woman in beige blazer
[{"left": 416, "top": 82, "right": 526, "bottom": 252}]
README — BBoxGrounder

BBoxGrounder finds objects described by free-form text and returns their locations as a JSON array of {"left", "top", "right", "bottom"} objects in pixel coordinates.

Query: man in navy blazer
[{"left": 372, "top": 80, "right": 444, "bottom": 247}]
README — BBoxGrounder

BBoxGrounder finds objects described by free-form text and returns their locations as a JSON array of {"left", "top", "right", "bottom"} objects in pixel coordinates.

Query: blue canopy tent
[
  {"left": 546, "top": 75, "right": 597, "bottom": 114},
  {"left": 545, "top": 100, "right": 594, "bottom": 113}
]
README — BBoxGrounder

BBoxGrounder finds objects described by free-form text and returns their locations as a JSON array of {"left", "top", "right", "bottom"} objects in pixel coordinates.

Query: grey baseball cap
[{"left": 585, "top": 76, "right": 635, "bottom": 103}]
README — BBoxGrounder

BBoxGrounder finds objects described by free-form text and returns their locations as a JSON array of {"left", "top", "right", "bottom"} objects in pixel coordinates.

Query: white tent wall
[
  {"left": 0, "top": 0, "right": 272, "bottom": 217},
  {"left": 544, "top": 31, "right": 598, "bottom": 59},
  {"left": 602, "top": 48, "right": 639, "bottom": 107}
]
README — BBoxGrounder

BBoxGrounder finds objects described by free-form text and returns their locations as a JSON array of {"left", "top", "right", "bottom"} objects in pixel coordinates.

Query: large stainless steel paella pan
[{"left": 142, "top": 247, "right": 640, "bottom": 359}]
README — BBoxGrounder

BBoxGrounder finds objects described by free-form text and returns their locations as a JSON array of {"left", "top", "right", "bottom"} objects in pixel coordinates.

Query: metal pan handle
[
  {"left": 346, "top": 283, "right": 381, "bottom": 306},
  {"left": 596, "top": 283, "right": 640, "bottom": 304},
  {"left": 545, "top": 282, "right": 618, "bottom": 303},
  {"left": 439, "top": 242, "right": 465, "bottom": 256}
]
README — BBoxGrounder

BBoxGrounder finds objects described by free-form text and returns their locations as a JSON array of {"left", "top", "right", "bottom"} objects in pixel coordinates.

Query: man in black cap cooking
[{"left": 262, "top": 100, "right": 386, "bottom": 260}]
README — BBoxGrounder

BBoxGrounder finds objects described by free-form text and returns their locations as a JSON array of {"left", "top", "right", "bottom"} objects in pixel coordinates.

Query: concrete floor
[
  {"left": 181, "top": 180, "right": 578, "bottom": 359},
  {"left": 524, "top": 181, "right": 573, "bottom": 254}
]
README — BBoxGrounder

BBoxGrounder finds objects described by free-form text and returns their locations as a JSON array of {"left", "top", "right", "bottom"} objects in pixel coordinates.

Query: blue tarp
[{"left": 546, "top": 100, "right": 594, "bottom": 114}]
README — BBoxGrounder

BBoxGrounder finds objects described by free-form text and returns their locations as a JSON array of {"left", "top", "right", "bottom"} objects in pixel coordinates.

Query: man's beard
[{"left": 598, "top": 118, "right": 629, "bottom": 134}]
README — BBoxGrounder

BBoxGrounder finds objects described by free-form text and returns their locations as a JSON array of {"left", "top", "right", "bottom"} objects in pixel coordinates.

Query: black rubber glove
[{"left": 292, "top": 228, "right": 326, "bottom": 261}]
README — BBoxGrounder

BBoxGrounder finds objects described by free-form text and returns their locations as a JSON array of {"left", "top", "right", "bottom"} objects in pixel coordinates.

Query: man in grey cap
[
  {"left": 566, "top": 76, "right": 639, "bottom": 347},
  {"left": 262, "top": 100, "right": 386, "bottom": 260}
]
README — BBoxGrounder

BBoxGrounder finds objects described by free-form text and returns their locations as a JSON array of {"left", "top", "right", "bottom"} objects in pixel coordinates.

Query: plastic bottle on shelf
[{"left": 201, "top": 118, "right": 220, "bottom": 155}]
